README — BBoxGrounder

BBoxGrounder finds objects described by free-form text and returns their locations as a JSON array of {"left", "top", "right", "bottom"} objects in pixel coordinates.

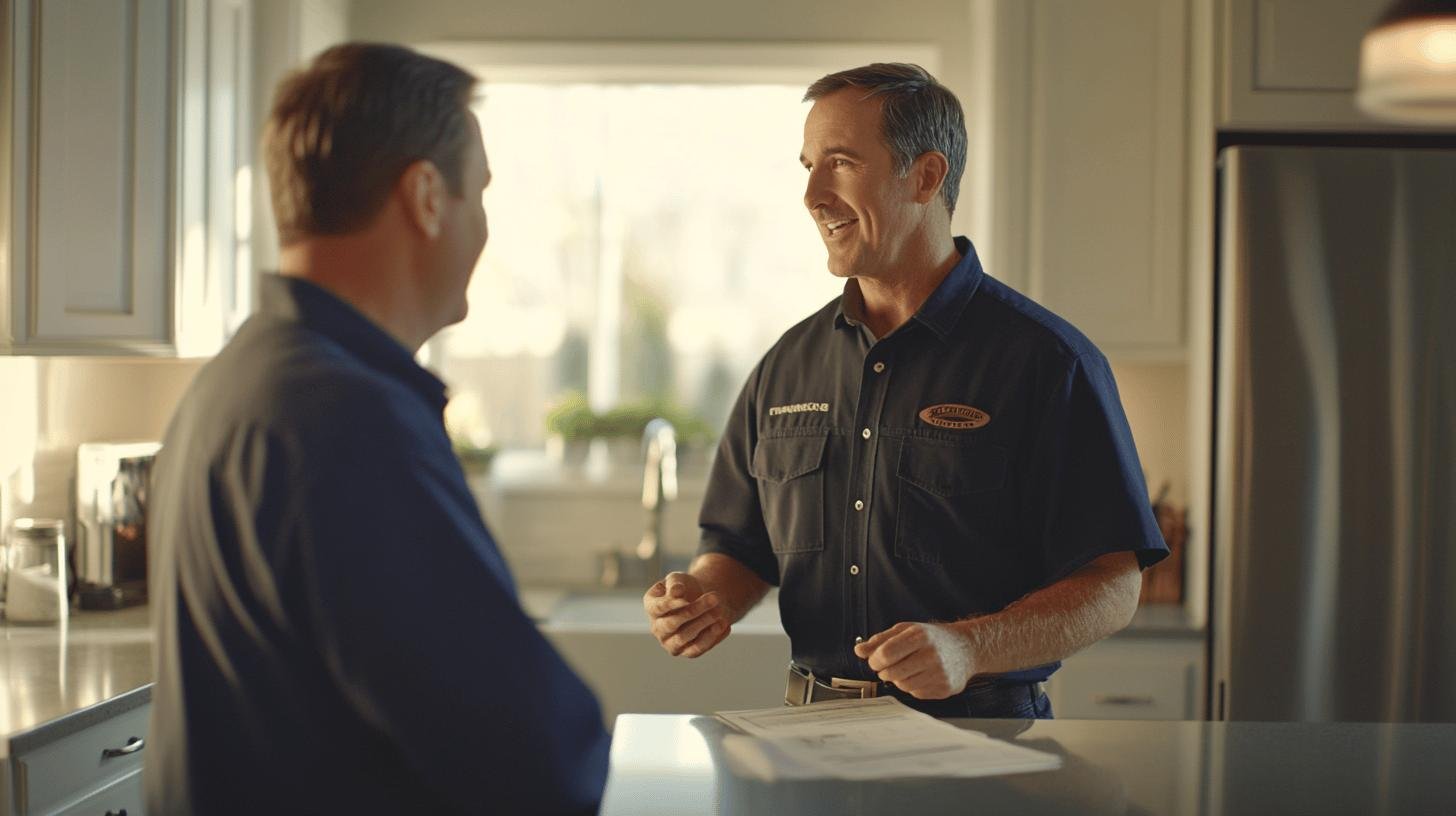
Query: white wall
[
  {"left": 1112, "top": 361, "right": 1191, "bottom": 507},
  {"left": 0, "top": 358, "right": 203, "bottom": 535}
]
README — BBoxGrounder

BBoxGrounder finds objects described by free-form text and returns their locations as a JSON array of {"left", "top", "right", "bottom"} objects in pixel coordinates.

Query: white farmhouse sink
[{"left": 521, "top": 588, "right": 790, "bottom": 728}]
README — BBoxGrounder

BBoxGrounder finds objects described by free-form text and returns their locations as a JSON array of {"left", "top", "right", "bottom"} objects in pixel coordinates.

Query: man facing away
[
  {"left": 147, "top": 43, "right": 608, "bottom": 814},
  {"left": 644, "top": 63, "right": 1168, "bottom": 718}
]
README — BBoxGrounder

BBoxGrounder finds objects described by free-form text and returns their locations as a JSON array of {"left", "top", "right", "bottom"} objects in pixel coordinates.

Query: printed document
[{"left": 714, "top": 697, "right": 1061, "bottom": 781}]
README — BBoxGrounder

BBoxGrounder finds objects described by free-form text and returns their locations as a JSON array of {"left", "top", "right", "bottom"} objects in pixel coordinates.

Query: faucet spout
[{"left": 636, "top": 418, "right": 677, "bottom": 574}]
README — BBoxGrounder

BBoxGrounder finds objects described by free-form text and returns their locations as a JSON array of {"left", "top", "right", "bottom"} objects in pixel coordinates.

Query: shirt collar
[
  {"left": 834, "top": 235, "right": 987, "bottom": 341},
  {"left": 258, "top": 274, "right": 449, "bottom": 414}
]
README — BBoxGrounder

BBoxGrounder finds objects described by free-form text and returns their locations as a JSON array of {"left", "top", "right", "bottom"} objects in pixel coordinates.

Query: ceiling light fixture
[{"left": 1357, "top": 0, "right": 1456, "bottom": 124}]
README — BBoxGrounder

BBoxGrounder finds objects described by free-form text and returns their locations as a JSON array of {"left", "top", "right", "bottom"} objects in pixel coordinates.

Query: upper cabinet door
[
  {"left": 11, "top": 0, "right": 175, "bottom": 353},
  {"left": 2, "top": 0, "right": 253, "bottom": 356},
  {"left": 1023, "top": 0, "right": 1189, "bottom": 358},
  {"left": 1217, "top": 0, "right": 1447, "bottom": 131}
]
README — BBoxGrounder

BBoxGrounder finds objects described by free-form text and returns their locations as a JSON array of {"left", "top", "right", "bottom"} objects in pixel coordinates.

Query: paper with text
[{"left": 714, "top": 697, "right": 1062, "bottom": 781}]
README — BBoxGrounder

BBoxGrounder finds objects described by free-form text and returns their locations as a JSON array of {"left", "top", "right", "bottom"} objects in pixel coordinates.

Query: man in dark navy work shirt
[
  {"left": 643, "top": 63, "right": 1168, "bottom": 718},
  {"left": 147, "top": 44, "right": 608, "bottom": 813}
]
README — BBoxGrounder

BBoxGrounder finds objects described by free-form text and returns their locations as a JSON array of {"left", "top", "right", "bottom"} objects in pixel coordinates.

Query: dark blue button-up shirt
[
  {"left": 699, "top": 237, "right": 1168, "bottom": 685},
  {"left": 148, "top": 275, "right": 608, "bottom": 815}
]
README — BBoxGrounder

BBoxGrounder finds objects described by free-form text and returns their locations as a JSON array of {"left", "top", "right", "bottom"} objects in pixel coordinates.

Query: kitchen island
[{"left": 601, "top": 713, "right": 1456, "bottom": 815}]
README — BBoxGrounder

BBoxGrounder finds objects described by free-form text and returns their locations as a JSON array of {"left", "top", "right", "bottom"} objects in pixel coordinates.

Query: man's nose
[{"left": 803, "top": 166, "right": 832, "bottom": 212}]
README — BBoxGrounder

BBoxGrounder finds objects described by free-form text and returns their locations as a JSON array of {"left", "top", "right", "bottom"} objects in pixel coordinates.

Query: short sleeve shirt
[{"left": 698, "top": 237, "right": 1169, "bottom": 683}]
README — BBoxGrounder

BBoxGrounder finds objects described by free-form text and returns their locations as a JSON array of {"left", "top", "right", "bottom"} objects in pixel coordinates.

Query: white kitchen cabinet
[
  {"left": 53, "top": 769, "right": 142, "bottom": 816},
  {"left": 174, "top": 0, "right": 255, "bottom": 357},
  {"left": 1018, "top": 0, "right": 1190, "bottom": 358},
  {"left": 1046, "top": 635, "right": 1206, "bottom": 720},
  {"left": 6, "top": 688, "right": 150, "bottom": 816},
  {"left": 1216, "top": 0, "right": 1408, "bottom": 131},
  {"left": 1, "top": 0, "right": 252, "bottom": 356}
]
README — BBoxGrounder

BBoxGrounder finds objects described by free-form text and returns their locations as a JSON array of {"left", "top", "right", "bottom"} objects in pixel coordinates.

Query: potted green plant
[
  {"left": 544, "top": 392, "right": 596, "bottom": 468},
  {"left": 543, "top": 392, "right": 716, "bottom": 472}
]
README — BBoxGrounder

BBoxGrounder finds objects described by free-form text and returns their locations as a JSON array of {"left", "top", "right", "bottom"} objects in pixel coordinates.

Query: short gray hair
[{"left": 804, "top": 63, "right": 967, "bottom": 216}]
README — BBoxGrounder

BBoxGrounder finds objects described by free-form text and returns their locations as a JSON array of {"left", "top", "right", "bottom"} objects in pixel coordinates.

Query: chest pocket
[
  {"left": 749, "top": 433, "right": 828, "bottom": 554},
  {"left": 894, "top": 439, "right": 1009, "bottom": 565}
]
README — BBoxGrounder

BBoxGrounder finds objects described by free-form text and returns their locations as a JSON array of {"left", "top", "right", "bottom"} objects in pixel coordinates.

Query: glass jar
[{"left": 4, "top": 518, "right": 68, "bottom": 624}]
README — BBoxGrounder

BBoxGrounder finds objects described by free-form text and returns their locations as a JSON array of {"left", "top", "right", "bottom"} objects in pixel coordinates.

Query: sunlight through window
[{"left": 432, "top": 83, "right": 839, "bottom": 453}]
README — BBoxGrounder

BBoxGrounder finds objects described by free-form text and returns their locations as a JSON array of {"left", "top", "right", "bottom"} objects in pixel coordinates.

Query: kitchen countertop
[
  {"left": 0, "top": 605, "right": 152, "bottom": 757},
  {"left": 602, "top": 714, "right": 1456, "bottom": 815}
]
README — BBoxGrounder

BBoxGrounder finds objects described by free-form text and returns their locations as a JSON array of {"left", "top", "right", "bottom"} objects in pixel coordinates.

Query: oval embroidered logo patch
[{"left": 918, "top": 403, "right": 991, "bottom": 430}]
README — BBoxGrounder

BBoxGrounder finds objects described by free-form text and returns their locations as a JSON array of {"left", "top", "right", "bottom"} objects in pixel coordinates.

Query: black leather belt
[{"left": 784, "top": 663, "right": 882, "bottom": 705}]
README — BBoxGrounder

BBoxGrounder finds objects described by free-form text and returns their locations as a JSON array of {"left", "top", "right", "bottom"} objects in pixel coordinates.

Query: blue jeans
[{"left": 888, "top": 681, "right": 1054, "bottom": 719}]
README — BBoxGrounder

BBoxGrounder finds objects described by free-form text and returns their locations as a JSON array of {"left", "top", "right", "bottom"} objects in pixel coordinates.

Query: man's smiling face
[{"left": 800, "top": 87, "right": 924, "bottom": 281}]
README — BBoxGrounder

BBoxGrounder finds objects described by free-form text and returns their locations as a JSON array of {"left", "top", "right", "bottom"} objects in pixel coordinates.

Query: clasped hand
[
  {"left": 854, "top": 621, "right": 977, "bottom": 700},
  {"left": 642, "top": 572, "right": 732, "bottom": 658}
]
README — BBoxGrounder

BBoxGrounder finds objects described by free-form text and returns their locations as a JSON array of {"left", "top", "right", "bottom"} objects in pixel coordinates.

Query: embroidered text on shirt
[
  {"left": 918, "top": 403, "right": 991, "bottom": 429},
  {"left": 768, "top": 402, "right": 831, "bottom": 416}
]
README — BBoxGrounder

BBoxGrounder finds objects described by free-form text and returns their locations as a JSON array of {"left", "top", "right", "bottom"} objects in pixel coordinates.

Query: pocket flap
[
  {"left": 750, "top": 434, "right": 828, "bottom": 484},
  {"left": 897, "top": 440, "right": 1007, "bottom": 496}
]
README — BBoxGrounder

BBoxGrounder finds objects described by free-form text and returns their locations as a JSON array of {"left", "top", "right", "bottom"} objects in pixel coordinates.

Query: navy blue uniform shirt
[
  {"left": 699, "top": 237, "right": 1168, "bottom": 685},
  {"left": 147, "top": 275, "right": 608, "bottom": 815}
]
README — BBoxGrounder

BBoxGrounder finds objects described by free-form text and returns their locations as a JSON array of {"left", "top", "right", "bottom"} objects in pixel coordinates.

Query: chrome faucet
[
  {"left": 636, "top": 418, "right": 678, "bottom": 581},
  {"left": 598, "top": 417, "right": 677, "bottom": 588}
]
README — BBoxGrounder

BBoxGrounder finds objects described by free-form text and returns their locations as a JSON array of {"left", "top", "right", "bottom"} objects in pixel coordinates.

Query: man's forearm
[
  {"left": 951, "top": 551, "right": 1142, "bottom": 676},
  {"left": 688, "top": 552, "right": 771, "bottom": 623}
]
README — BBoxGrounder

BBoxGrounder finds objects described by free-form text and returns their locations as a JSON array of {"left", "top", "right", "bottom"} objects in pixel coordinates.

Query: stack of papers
[{"left": 714, "top": 697, "right": 1062, "bottom": 782}]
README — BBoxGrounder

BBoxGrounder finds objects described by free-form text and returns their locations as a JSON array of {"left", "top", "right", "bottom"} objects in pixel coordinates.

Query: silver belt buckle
[
  {"left": 828, "top": 677, "right": 879, "bottom": 699},
  {"left": 786, "top": 663, "right": 881, "bottom": 705},
  {"left": 785, "top": 663, "right": 813, "bottom": 705}
]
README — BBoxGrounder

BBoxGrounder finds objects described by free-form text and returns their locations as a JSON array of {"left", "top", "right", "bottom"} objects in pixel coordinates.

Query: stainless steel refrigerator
[{"left": 1213, "top": 146, "right": 1456, "bottom": 722}]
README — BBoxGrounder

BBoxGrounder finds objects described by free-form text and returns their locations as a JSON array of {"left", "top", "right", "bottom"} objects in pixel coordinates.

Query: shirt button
[
  {"left": 854, "top": 499, "right": 865, "bottom": 511},
  {"left": 850, "top": 564, "right": 860, "bottom": 575},
  {"left": 861, "top": 428, "right": 872, "bottom": 439},
  {"left": 873, "top": 362, "right": 886, "bottom": 373}
]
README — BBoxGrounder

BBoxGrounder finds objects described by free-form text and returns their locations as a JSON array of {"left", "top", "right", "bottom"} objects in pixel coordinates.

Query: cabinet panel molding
[
  {"left": 32, "top": 0, "right": 172, "bottom": 345},
  {"left": 1217, "top": 0, "right": 1453, "bottom": 131}
]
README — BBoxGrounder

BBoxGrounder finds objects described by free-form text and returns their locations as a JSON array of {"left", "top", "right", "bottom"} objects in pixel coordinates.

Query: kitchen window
[
  {"left": 431, "top": 81, "right": 833, "bottom": 455},
  {"left": 422, "top": 44, "right": 940, "bottom": 465}
]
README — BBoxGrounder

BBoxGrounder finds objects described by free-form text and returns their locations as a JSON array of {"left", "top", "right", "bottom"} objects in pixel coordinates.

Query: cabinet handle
[
  {"left": 1094, "top": 695, "right": 1156, "bottom": 707},
  {"left": 101, "top": 736, "right": 145, "bottom": 759}
]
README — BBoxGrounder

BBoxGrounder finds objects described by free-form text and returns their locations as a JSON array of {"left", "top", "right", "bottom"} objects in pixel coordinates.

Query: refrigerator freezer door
[{"left": 1215, "top": 146, "right": 1456, "bottom": 722}]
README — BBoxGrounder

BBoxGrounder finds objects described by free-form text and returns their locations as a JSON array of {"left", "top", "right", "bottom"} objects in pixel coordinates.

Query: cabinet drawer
[
  {"left": 1049, "top": 641, "right": 1202, "bottom": 720},
  {"left": 15, "top": 699, "right": 149, "bottom": 815},
  {"left": 54, "top": 768, "right": 143, "bottom": 816}
]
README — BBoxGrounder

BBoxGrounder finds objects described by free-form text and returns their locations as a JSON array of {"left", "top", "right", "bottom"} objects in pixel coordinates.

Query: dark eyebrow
[{"left": 801, "top": 146, "right": 865, "bottom": 166}]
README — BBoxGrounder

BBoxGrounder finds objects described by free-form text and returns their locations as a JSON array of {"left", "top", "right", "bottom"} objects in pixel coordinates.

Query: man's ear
[
  {"left": 399, "top": 159, "right": 446, "bottom": 239},
  {"left": 910, "top": 151, "right": 949, "bottom": 206}
]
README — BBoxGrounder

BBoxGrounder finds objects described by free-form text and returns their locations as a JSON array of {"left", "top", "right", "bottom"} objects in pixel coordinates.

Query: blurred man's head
[
  {"left": 800, "top": 63, "right": 965, "bottom": 280},
  {"left": 264, "top": 43, "right": 488, "bottom": 342}
]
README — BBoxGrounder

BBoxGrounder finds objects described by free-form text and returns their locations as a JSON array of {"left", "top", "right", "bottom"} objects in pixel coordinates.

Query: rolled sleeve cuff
[
  {"left": 1045, "top": 538, "right": 1169, "bottom": 586},
  {"left": 697, "top": 529, "right": 780, "bottom": 587}
]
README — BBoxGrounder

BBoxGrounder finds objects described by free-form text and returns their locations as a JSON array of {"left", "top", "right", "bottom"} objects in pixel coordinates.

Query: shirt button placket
[{"left": 851, "top": 352, "right": 888, "bottom": 663}]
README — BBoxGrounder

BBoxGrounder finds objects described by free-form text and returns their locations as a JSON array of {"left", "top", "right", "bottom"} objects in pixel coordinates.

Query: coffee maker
[{"left": 73, "top": 441, "right": 160, "bottom": 609}]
